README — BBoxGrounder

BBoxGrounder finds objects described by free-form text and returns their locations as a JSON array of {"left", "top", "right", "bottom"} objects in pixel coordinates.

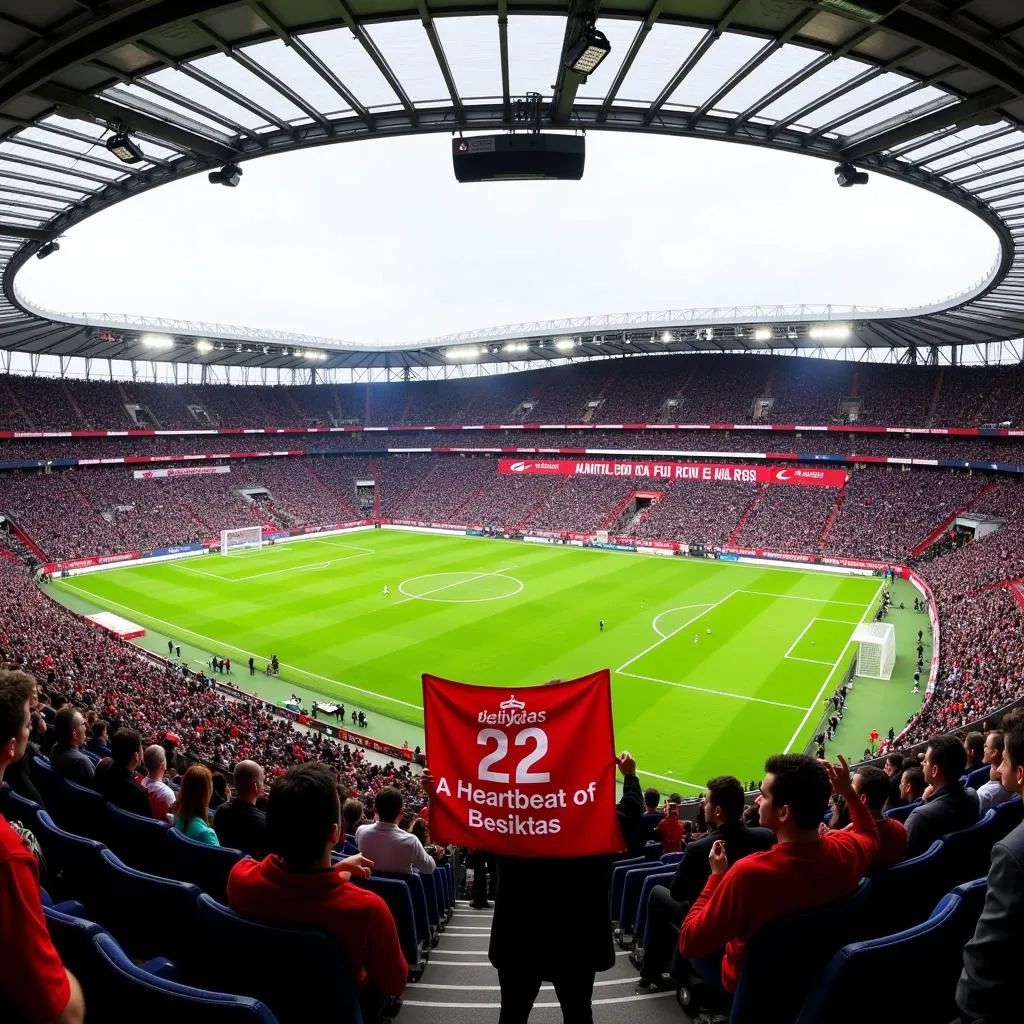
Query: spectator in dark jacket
[
  {"left": 956, "top": 708, "right": 1024, "bottom": 1023},
  {"left": 636, "top": 776, "right": 774, "bottom": 993},
  {"left": 484, "top": 752, "right": 644, "bottom": 1024},
  {"left": 213, "top": 760, "right": 269, "bottom": 858},
  {"left": 84, "top": 720, "right": 111, "bottom": 760},
  {"left": 49, "top": 706, "right": 95, "bottom": 787},
  {"left": 92, "top": 728, "right": 151, "bottom": 818},
  {"left": 905, "top": 735, "right": 980, "bottom": 857}
]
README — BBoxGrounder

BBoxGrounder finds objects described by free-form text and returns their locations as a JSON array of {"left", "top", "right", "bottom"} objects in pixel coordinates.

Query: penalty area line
[{"left": 57, "top": 581, "right": 423, "bottom": 712}]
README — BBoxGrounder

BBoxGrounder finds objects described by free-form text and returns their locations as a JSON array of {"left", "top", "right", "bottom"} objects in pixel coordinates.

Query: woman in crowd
[{"left": 173, "top": 764, "right": 220, "bottom": 845}]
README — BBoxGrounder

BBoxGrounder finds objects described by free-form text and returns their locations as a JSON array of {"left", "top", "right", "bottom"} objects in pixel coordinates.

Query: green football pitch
[{"left": 53, "top": 530, "right": 886, "bottom": 791}]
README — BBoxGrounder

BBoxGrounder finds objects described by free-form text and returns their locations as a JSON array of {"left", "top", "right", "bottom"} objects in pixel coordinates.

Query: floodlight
[
  {"left": 754, "top": 327, "right": 773, "bottom": 342},
  {"left": 35, "top": 240, "right": 59, "bottom": 259},
  {"left": 106, "top": 130, "right": 144, "bottom": 164},
  {"left": 195, "top": 340, "right": 213, "bottom": 354},
  {"left": 141, "top": 334, "right": 174, "bottom": 349},
  {"left": 555, "top": 338, "right": 576, "bottom": 352},
  {"left": 809, "top": 323, "right": 853, "bottom": 342},
  {"left": 209, "top": 163, "right": 242, "bottom": 187},
  {"left": 661, "top": 331, "right": 673, "bottom": 343},
  {"left": 565, "top": 23, "right": 611, "bottom": 76},
  {"left": 834, "top": 162, "right": 869, "bottom": 188},
  {"left": 446, "top": 345, "right": 483, "bottom": 360}
]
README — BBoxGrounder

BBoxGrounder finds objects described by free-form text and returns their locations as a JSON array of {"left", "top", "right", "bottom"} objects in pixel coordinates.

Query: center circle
[{"left": 398, "top": 571, "right": 524, "bottom": 604}]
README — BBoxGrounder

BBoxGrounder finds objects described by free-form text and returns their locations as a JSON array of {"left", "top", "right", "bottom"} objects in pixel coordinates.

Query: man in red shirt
[
  {"left": 227, "top": 762, "right": 407, "bottom": 1022},
  {"left": 844, "top": 764, "right": 906, "bottom": 872},
  {"left": 679, "top": 753, "right": 877, "bottom": 1015},
  {"left": 0, "top": 669, "right": 85, "bottom": 1024}
]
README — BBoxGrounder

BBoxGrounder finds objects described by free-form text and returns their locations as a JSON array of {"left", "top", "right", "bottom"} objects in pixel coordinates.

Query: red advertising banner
[
  {"left": 422, "top": 671, "right": 622, "bottom": 857},
  {"left": 498, "top": 458, "right": 845, "bottom": 487}
]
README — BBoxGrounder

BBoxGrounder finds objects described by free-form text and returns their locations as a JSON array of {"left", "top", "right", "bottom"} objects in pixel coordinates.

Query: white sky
[{"left": 17, "top": 132, "right": 999, "bottom": 347}]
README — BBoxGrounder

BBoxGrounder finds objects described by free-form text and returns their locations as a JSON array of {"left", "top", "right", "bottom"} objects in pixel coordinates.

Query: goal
[
  {"left": 221, "top": 526, "right": 262, "bottom": 555},
  {"left": 852, "top": 622, "right": 896, "bottom": 680}
]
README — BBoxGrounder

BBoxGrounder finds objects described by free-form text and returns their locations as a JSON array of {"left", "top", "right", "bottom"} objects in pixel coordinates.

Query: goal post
[
  {"left": 221, "top": 526, "right": 262, "bottom": 555},
  {"left": 852, "top": 622, "right": 896, "bottom": 680}
]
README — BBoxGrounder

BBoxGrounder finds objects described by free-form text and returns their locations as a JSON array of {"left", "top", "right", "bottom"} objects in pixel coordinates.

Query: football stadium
[{"left": 1, "top": 2, "right": 1024, "bottom": 1024}]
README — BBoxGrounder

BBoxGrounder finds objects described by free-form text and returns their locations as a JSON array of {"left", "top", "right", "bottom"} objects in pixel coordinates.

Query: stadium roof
[{"left": 1, "top": 0, "right": 1024, "bottom": 372}]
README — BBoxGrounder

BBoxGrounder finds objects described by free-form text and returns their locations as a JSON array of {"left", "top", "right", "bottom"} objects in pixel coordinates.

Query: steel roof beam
[
  {"left": 330, "top": 0, "right": 418, "bottom": 123},
  {"left": 131, "top": 40, "right": 293, "bottom": 134},
  {"left": 840, "top": 85, "right": 1015, "bottom": 161},
  {"left": 903, "top": 124, "right": 1016, "bottom": 164},
  {"left": 498, "top": 0, "right": 511, "bottom": 120},
  {"left": 247, "top": 2, "right": 372, "bottom": 126},
  {"left": 596, "top": 0, "right": 662, "bottom": 121},
  {"left": 416, "top": 0, "right": 464, "bottom": 123},
  {"left": 0, "top": 222, "right": 49, "bottom": 241},
  {"left": 31, "top": 80, "right": 238, "bottom": 163}
]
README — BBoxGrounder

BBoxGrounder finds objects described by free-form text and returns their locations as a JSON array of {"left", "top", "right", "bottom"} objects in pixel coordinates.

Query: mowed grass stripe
[{"left": 55, "top": 532, "right": 881, "bottom": 787}]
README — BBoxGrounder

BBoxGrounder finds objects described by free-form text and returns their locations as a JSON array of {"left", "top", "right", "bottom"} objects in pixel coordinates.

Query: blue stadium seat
[
  {"left": 32, "top": 809, "right": 106, "bottom": 899},
  {"left": 165, "top": 827, "right": 244, "bottom": 903},
  {"left": 52, "top": 777, "right": 106, "bottom": 841},
  {"left": 42, "top": 905, "right": 106, "bottom": 983},
  {"left": 883, "top": 799, "right": 921, "bottom": 823},
  {"left": 104, "top": 802, "right": 170, "bottom": 875},
  {"left": 30, "top": 755, "right": 62, "bottom": 807},
  {"left": 634, "top": 870, "right": 675, "bottom": 954},
  {"left": 619, "top": 863, "right": 671, "bottom": 939},
  {"left": 862, "top": 840, "right": 949, "bottom": 936},
  {"left": 795, "top": 881, "right": 988, "bottom": 1024},
  {"left": 660, "top": 851, "right": 684, "bottom": 865},
  {"left": 941, "top": 808, "right": 1000, "bottom": 884},
  {"left": 353, "top": 875, "right": 424, "bottom": 978},
  {"left": 89, "top": 932, "right": 280, "bottom": 1023},
  {"left": 727, "top": 879, "right": 871, "bottom": 1024},
  {"left": 609, "top": 856, "right": 646, "bottom": 920},
  {"left": 375, "top": 870, "right": 433, "bottom": 952},
  {"left": 965, "top": 765, "right": 991, "bottom": 791},
  {"left": 80, "top": 848, "right": 203, "bottom": 963},
  {"left": 193, "top": 894, "right": 363, "bottom": 1024},
  {"left": 0, "top": 782, "right": 42, "bottom": 830},
  {"left": 992, "top": 793, "right": 1023, "bottom": 839}
]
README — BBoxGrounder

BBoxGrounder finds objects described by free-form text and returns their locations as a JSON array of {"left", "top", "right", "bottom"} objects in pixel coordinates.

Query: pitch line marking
[
  {"left": 783, "top": 582, "right": 885, "bottom": 754},
  {"left": 786, "top": 656, "right": 838, "bottom": 666},
  {"left": 737, "top": 589, "right": 869, "bottom": 607},
  {"left": 652, "top": 604, "right": 714, "bottom": 639},
  {"left": 783, "top": 619, "right": 818, "bottom": 660},
  {"left": 395, "top": 568, "right": 519, "bottom": 605},
  {"left": 170, "top": 545, "right": 375, "bottom": 583},
  {"left": 58, "top": 582, "right": 423, "bottom": 712},
  {"left": 635, "top": 770, "right": 705, "bottom": 791},
  {"left": 618, "top": 671, "right": 807, "bottom": 711},
  {"left": 617, "top": 590, "right": 739, "bottom": 674}
]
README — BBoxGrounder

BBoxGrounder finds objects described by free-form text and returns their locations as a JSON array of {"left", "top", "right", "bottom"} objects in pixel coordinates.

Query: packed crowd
[
  {"left": 734, "top": 484, "right": 838, "bottom": 552},
  {"left": 7, "top": 355, "right": 1024, "bottom": 432},
  {"left": 0, "top": 557, "right": 422, "bottom": 807}
]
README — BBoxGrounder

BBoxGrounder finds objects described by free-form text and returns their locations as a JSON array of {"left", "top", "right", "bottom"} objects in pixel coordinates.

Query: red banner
[
  {"left": 498, "top": 459, "right": 845, "bottom": 487},
  {"left": 422, "top": 671, "right": 622, "bottom": 857}
]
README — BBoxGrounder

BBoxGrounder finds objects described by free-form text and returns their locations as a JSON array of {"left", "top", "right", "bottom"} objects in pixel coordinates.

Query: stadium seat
[
  {"left": 965, "top": 765, "right": 991, "bottom": 791},
  {"left": 30, "top": 755, "right": 63, "bottom": 807},
  {"left": 618, "top": 863, "right": 672, "bottom": 940},
  {"left": 42, "top": 905, "right": 106, "bottom": 983},
  {"left": 940, "top": 808, "right": 1000, "bottom": 884},
  {"left": 353, "top": 875, "right": 424, "bottom": 978},
  {"left": 79, "top": 848, "right": 203, "bottom": 963},
  {"left": 376, "top": 869, "right": 434, "bottom": 948},
  {"left": 32, "top": 809, "right": 106, "bottom": 899},
  {"left": 862, "top": 840, "right": 949, "bottom": 936},
  {"left": 51, "top": 777, "right": 106, "bottom": 841},
  {"left": 724, "top": 878, "right": 871, "bottom": 1024},
  {"left": 193, "top": 894, "right": 363, "bottom": 1024},
  {"left": 104, "top": 802, "right": 170, "bottom": 875},
  {"left": 883, "top": 799, "right": 921, "bottom": 823},
  {"left": 992, "top": 793, "right": 1023, "bottom": 838},
  {"left": 165, "top": 827, "right": 244, "bottom": 903},
  {"left": 794, "top": 880, "right": 988, "bottom": 1024},
  {"left": 89, "top": 932, "right": 280, "bottom": 1023},
  {"left": 633, "top": 870, "right": 676, "bottom": 955},
  {"left": 0, "top": 782, "right": 42, "bottom": 830},
  {"left": 609, "top": 856, "right": 646, "bottom": 921}
]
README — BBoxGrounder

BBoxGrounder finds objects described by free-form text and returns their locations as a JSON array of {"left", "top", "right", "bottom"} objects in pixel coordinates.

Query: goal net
[
  {"left": 852, "top": 622, "right": 896, "bottom": 680},
  {"left": 221, "top": 526, "right": 262, "bottom": 555}
]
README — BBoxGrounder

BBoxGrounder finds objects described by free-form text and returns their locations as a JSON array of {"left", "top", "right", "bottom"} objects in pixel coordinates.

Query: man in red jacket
[
  {"left": 679, "top": 753, "right": 877, "bottom": 1017},
  {"left": 227, "top": 762, "right": 407, "bottom": 1022}
]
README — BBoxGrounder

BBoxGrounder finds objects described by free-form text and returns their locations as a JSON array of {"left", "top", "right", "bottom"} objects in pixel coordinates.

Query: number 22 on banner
[{"left": 477, "top": 728, "right": 551, "bottom": 784}]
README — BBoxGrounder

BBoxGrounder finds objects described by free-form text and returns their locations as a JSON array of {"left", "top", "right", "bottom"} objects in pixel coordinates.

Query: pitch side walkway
[{"left": 400, "top": 900, "right": 687, "bottom": 1024}]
